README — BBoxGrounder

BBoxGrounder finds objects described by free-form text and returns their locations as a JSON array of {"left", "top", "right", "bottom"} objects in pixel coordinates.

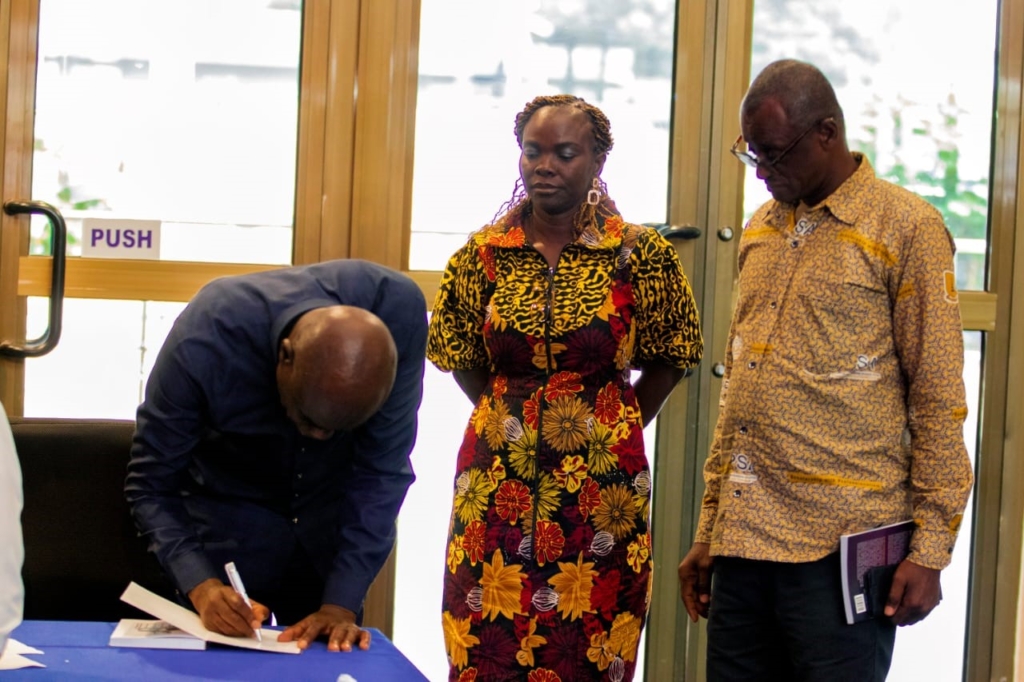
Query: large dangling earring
[{"left": 587, "top": 177, "right": 601, "bottom": 206}]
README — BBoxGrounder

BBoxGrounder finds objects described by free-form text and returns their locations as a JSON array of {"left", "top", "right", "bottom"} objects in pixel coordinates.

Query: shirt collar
[
  {"left": 472, "top": 206, "right": 630, "bottom": 252},
  {"left": 766, "top": 152, "right": 875, "bottom": 228},
  {"left": 270, "top": 299, "right": 337, "bottom": 356}
]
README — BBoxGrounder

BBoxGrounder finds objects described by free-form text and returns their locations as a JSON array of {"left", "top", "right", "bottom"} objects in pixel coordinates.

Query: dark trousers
[{"left": 706, "top": 553, "right": 896, "bottom": 682}]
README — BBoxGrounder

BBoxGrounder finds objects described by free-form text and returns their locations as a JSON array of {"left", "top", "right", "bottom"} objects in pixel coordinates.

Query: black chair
[{"left": 11, "top": 418, "right": 168, "bottom": 621}]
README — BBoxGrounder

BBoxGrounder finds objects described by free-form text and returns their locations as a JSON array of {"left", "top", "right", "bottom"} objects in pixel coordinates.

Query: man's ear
[
  {"left": 819, "top": 117, "right": 840, "bottom": 148},
  {"left": 278, "top": 338, "right": 295, "bottom": 366}
]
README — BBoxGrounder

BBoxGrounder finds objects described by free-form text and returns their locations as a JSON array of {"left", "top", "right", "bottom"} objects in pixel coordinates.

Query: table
[{"left": 5, "top": 621, "right": 429, "bottom": 681}]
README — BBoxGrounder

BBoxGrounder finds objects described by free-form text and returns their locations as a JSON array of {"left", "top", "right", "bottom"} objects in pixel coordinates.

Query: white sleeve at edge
[{"left": 0, "top": 405, "right": 24, "bottom": 655}]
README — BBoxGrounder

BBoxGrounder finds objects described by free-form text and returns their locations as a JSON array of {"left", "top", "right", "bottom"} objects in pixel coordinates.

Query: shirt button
[
  {"left": 748, "top": 361, "right": 756, "bottom": 369},
  {"left": 297, "top": 473, "right": 303, "bottom": 479},
  {"left": 292, "top": 517, "right": 299, "bottom": 524},
  {"left": 294, "top": 493, "right": 299, "bottom": 498},
  {"left": 732, "top": 490, "right": 742, "bottom": 498}
]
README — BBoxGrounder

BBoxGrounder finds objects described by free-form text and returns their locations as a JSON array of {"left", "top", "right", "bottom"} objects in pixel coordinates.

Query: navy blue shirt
[{"left": 125, "top": 260, "right": 427, "bottom": 614}]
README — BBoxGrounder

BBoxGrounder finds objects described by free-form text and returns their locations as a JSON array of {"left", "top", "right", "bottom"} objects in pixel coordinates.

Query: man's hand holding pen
[{"left": 188, "top": 577, "right": 269, "bottom": 640}]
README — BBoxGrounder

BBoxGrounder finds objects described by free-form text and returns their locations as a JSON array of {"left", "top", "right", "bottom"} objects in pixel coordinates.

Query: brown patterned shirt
[{"left": 696, "top": 154, "right": 973, "bottom": 570}]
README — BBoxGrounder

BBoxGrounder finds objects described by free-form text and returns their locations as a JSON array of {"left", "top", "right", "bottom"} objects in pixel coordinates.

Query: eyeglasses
[{"left": 730, "top": 117, "right": 832, "bottom": 169}]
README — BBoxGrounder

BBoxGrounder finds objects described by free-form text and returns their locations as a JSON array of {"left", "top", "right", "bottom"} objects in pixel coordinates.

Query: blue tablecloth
[{"left": 5, "top": 621, "right": 429, "bottom": 681}]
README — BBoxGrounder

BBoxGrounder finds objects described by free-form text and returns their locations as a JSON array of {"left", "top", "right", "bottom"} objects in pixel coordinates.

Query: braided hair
[
  {"left": 495, "top": 94, "right": 617, "bottom": 229},
  {"left": 514, "top": 94, "right": 614, "bottom": 156}
]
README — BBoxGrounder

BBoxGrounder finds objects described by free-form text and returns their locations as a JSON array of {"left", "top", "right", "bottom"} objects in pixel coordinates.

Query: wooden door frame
[{"left": 0, "top": 0, "right": 39, "bottom": 415}]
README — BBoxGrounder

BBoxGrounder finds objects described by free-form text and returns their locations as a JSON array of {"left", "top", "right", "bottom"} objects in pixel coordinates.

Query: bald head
[
  {"left": 742, "top": 59, "right": 845, "bottom": 133},
  {"left": 276, "top": 306, "right": 398, "bottom": 440}
]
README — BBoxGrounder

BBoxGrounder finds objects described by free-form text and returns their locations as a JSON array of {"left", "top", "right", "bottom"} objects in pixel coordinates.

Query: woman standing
[{"left": 429, "top": 94, "right": 703, "bottom": 682}]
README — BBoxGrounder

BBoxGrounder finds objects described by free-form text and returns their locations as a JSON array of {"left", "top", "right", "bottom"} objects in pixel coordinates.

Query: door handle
[
  {"left": 1, "top": 200, "right": 67, "bottom": 358},
  {"left": 646, "top": 223, "right": 702, "bottom": 241}
]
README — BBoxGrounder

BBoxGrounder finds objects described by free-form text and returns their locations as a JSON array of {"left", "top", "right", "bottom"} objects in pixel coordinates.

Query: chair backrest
[{"left": 11, "top": 418, "right": 167, "bottom": 621}]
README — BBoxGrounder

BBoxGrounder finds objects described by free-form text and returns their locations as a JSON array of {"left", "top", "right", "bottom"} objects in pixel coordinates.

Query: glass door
[
  {"left": 0, "top": 0, "right": 305, "bottom": 417},
  {"left": 395, "top": 1, "right": 718, "bottom": 680},
  {"left": 692, "top": 1, "right": 1024, "bottom": 680},
  {"left": 0, "top": 0, "right": 408, "bottom": 637},
  {"left": 742, "top": 2, "right": 998, "bottom": 679}
]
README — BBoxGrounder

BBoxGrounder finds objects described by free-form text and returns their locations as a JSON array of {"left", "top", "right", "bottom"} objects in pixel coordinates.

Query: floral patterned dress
[{"left": 427, "top": 209, "right": 702, "bottom": 682}]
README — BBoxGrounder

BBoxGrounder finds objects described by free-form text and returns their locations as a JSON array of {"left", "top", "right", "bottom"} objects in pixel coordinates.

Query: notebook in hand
[
  {"left": 109, "top": 619, "right": 207, "bottom": 650},
  {"left": 839, "top": 519, "right": 915, "bottom": 625}
]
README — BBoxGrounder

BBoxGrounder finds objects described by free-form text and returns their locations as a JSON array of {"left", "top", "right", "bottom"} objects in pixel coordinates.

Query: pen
[{"left": 224, "top": 561, "right": 262, "bottom": 642}]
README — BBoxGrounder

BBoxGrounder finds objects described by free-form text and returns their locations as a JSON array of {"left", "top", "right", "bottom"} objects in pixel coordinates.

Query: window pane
[
  {"left": 409, "top": 0, "right": 677, "bottom": 270},
  {"left": 745, "top": 0, "right": 997, "bottom": 292},
  {"left": 889, "top": 331, "right": 981, "bottom": 680},
  {"left": 393, "top": 364, "right": 475, "bottom": 681},
  {"left": 31, "top": 0, "right": 301, "bottom": 265},
  {"left": 23, "top": 299, "right": 186, "bottom": 418}
]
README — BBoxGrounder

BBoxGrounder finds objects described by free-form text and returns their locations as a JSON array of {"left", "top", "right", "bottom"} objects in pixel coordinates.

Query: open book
[
  {"left": 109, "top": 619, "right": 206, "bottom": 651},
  {"left": 116, "top": 582, "right": 300, "bottom": 654},
  {"left": 839, "top": 520, "right": 915, "bottom": 625}
]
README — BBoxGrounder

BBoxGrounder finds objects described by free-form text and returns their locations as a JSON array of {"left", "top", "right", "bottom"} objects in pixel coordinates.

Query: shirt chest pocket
[
  {"left": 802, "top": 243, "right": 890, "bottom": 314},
  {"left": 794, "top": 245, "right": 893, "bottom": 366}
]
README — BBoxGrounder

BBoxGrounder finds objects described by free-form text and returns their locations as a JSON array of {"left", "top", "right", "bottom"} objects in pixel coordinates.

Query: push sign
[{"left": 82, "top": 218, "right": 161, "bottom": 260}]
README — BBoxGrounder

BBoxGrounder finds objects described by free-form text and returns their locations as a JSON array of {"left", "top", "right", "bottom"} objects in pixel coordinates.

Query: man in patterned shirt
[{"left": 678, "top": 59, "right": 973, "bottom": 681}]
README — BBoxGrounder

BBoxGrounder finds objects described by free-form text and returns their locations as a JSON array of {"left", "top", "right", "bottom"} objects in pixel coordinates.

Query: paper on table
[
  {"left": 0, "top": 639, "right": 46, "bottom": 670},
  {"left": 119, "top": 582, "right": 300, "bottom": 654},
  {"left": 5, "top": 639, "right": 43, "bottom": 656}
]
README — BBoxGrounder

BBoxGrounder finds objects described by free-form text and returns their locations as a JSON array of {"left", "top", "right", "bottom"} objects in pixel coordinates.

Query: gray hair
[{"left": 742, "top": 59, "right": 845, "bottom": 131}]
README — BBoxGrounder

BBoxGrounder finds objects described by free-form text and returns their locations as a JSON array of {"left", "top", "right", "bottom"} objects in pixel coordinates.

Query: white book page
[
  {"left": 4, "top": 639, "right": 42, "bottom": 656},
  {"left": 120, "top": 582, "right": 300, "bottom": 654},
  {"left": 0, "top": 639, "right": 45, "bottom": 670}
]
